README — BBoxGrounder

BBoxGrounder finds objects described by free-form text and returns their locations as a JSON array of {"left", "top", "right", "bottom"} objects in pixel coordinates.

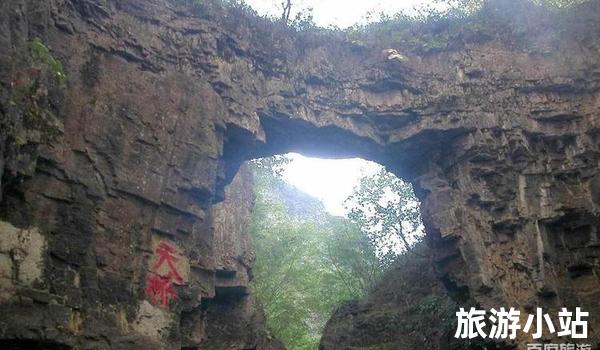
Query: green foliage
[
  {"left": 339, "top": 241, "right": 491, "bottom": 350},
  {"left": 345, "top": 168, "right": 423, "bottom": 268},
  {"left": 250, "top": 197, "right": 320, "bottom": 348},
  {"left": 249, "top": 158, "right": 490, "bottom": 349},
  {"left": 187, "top": 0, "right": 593, "bottom": 46},
  {"left": 6, "top": 37, "right": 65, "bottom": 156},
  {"left": 30, "top": 37, "right": 66, "bottom": 84},
  {"left": 251, "top": 155, "right": 291, "bottom": 179},
  {"left": 249, "top": 157, "right": 382, "bottom": 349},
  {"left": 289, "top": 7, "right": 316, "bottom": 31},
  {"left": 323, "top": 217, "right": 382, "bottom": 298},
  {"left": 345, "top": 0, "right": 592, "bottom": 52}
]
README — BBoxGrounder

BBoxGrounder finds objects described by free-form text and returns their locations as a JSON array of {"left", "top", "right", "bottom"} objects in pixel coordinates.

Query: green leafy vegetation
[
  {"left": 345, "top": 168, "right": 423, "bottom": 268},
  {"left": 342, "top": 0, "right": 592, "bottom": 53},
  {"left": 249, "top": 157, "right": 428, "bottom": 349},
  {"left": 30, "top": 37, "right": 66, "bottom": 84},
  {"left": 249, "top": 157, "right": 383, "bottom": 349},
  {"left": 6, "top": 37, "right": 65, "bottom": 170},
  {"left": 320, "top": 241, "right": 490, "bottom": 350},
  {"left": 249, "top": 157, "right": 492, "bottom": 349},
  {"left": 186, "top": 0, "right": 593, "bottom": 58},
  {"left": 195, "top": 0, "right": 591, "bottom": 30}
]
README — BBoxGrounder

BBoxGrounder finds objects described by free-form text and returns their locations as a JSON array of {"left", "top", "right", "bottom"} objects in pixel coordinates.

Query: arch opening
[{"left": 241, "top": 151, "right": 455, "bottom": 349}]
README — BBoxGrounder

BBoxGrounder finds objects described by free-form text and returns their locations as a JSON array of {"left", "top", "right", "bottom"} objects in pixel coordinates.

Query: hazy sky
[
  {"left": 282, "top": 153, "right": 381, "bottom": 216},
  {"left": 244, "top": 0, "right": 437, "bottom": 28}
]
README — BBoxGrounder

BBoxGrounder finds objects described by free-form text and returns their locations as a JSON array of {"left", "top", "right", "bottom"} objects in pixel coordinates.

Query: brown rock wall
[{"left": 0, "top": 0, "right": 599, "bottom": 348}]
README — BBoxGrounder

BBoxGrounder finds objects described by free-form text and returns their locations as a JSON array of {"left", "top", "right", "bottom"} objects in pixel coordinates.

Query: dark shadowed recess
[{"left": 0, "top": 340, "right": 71, "bottom": 350}]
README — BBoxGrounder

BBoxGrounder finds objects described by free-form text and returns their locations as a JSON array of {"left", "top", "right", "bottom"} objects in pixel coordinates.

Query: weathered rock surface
[
  {"left": 319, "top": 245, "right": 474, "bottom": 350},
  {"left": 0, "top": 0, "right": 599, "bottom": 348},
  {"left": 200, "top": 165, "right": 284, "bottom": 350}
]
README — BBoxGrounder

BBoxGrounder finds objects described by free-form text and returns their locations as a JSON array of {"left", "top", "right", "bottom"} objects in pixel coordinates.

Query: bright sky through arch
[
  {"left": 244, "top": 0, "right": 440, "bottom": 28},
  {"left": 281, "top": 153, "right": 382, "bottom": 216}
]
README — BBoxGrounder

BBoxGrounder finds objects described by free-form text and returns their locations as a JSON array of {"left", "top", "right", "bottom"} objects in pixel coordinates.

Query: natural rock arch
[{"left": 0, "top": 0, "right": 599, "bottom": 348}]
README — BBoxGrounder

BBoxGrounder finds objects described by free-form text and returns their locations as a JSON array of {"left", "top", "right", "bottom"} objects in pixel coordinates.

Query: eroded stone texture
[
  {"left": 0, "top": 221, "right": 46, "bottom": 302},
  {"left": 211, "top": 165, "right": 254, "bottom": 296},
  {"left": 319, "top": 245, "right": 469, "bottom": 350},
  {"left": 0, "top": 0, "right": 599, "bottom": 348}
]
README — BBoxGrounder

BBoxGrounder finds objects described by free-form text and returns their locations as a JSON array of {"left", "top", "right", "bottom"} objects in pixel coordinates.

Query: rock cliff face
[
  {"left": 0, "top": 0, "right": 599, "bottom": 348},
  {"left": 319, "top": 244, "right": 469, "bottom": 350}
]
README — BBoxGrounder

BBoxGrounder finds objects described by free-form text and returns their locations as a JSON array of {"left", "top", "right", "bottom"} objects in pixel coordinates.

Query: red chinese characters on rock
[
  {"left": 153, "top": 241, "right": 184, "bottom": 283},
  {"left": 146, "top": 274, "right": 177, "bottom": 307},
  {"left": 145, "top": 241, "right": 183, "bottom": 308}
]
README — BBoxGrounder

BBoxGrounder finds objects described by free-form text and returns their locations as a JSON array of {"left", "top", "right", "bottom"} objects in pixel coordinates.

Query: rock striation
[{"left": 0, "top": 0, "right": 599, "bottom": 348}]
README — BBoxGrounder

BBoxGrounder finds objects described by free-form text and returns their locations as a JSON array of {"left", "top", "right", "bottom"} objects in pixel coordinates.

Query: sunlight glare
[{"left": 282, "top": 153, "right": 381, "bottom": 216}]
